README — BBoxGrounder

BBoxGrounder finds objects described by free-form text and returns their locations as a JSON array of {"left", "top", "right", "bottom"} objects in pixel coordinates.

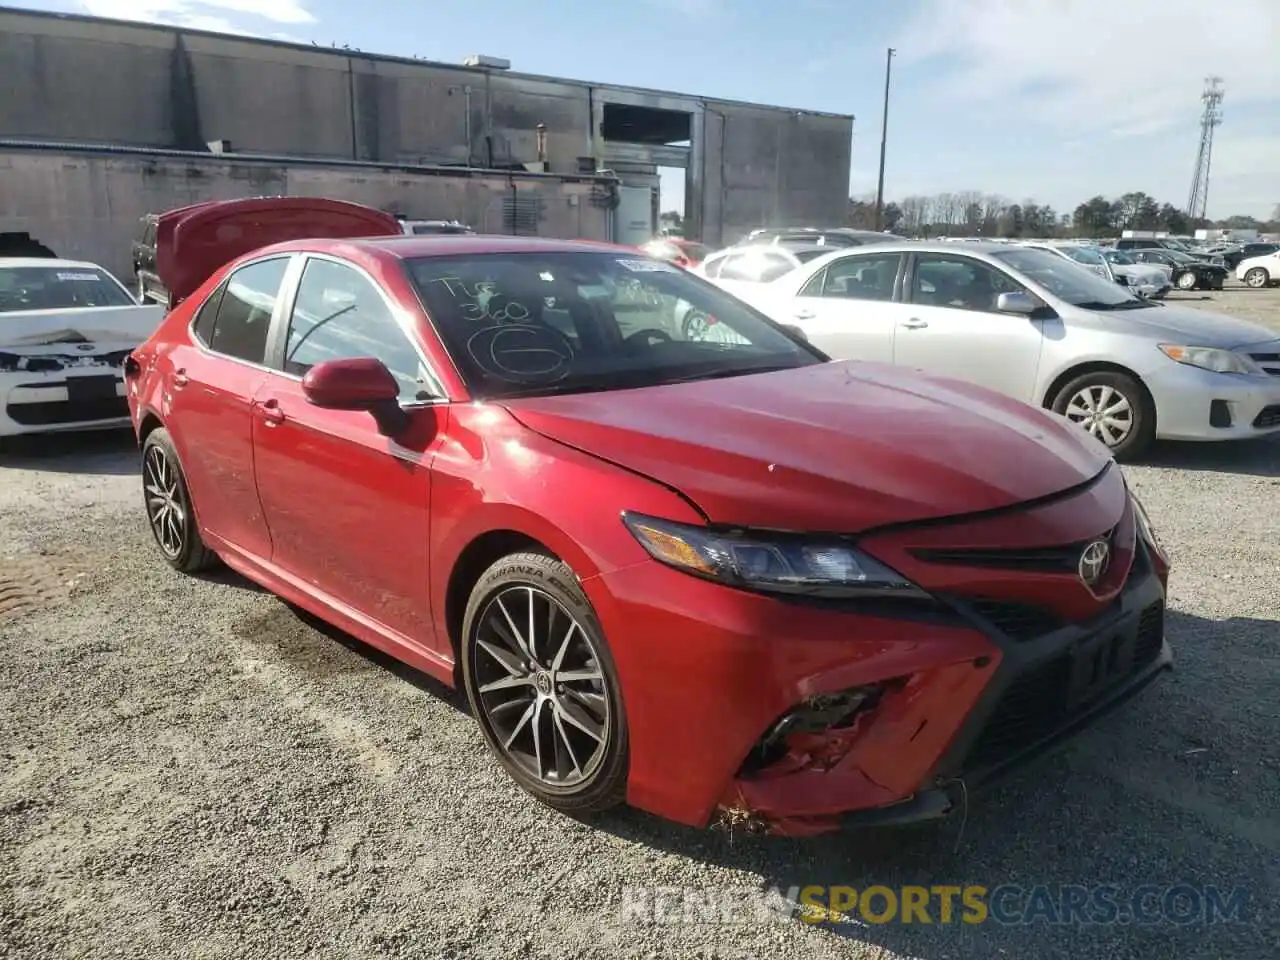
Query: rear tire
[
  {"left": 1052, "top": 370, "right": 1155, "bottom": 462},
  {"left": 461, "top": 551, "right": 628, "bottom": 815},
  {"left": 1175, "top": 271, "right": 1197, "bottom": 290},
  {"left": 1243, "top": 267, "right": 1271, "bottom": 289},
  {"left": 141, "top": 427, "right": 218, "bottom": 573}
]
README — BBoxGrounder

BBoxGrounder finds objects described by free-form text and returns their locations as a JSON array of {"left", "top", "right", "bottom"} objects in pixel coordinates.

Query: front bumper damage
[{"left": 712, "top": 536, "right": 1171, "bottom": 837}]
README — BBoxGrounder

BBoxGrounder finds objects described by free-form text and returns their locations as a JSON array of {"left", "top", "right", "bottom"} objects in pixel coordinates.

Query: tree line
[{"left": 846, "top": 193, "right": 1280, "bottom": 240}]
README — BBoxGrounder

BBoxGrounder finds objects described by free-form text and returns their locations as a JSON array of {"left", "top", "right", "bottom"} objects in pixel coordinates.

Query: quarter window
[
  {"left": 911, "top": 256, "right": 1023, "bottom": 312},
  {"left": 799, "top": 253, "right": 901, "bottom": 301},
  {"left": 192, "top": 286, "right": 223, "bottom": 346},
  {"left": 206, "top": 257, "right": 289, "bottom": 364},
  {"left": 284, "top": 258, "right": 435, "bottom": 401}
]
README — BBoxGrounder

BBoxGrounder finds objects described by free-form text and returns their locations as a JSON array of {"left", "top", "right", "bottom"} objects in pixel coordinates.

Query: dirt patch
[{"left": 0, "top": 552, "right": 90, "bottom": 622}]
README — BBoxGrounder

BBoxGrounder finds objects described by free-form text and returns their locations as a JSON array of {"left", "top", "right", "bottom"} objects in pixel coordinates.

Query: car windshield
[
  {"left": 1163, "top": 250, "right": 1198, "bottom": 264},
  {"left": 1103, "top": 249, "right": 1136, "bottom": 265},
  {"left": 1059, "top": 246, "right": 1105, "bottom": 266},
  {"left": 0, "top": 266, "right": 134, "bottom": 313},
  {"left": 992, "top": 248, "right": 1150, "bottom": 310},
  {"left": 405, "top": 252, "right": 823, "bottom": 399},
  {"left": 792, "top": 249, "right": 832, "bottom": 263}
]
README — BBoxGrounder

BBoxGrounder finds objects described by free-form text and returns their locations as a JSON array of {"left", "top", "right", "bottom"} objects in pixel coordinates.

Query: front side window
[
  {"left": 404, "top": 252, "right": 821, "bottom": 400},
  {"left": 0, "top": 266, "right": 134, "bottom": 313},
  {"left": 800, "top": 253, "right": 901, "bottom": 301},
  {"left": 284, "top": 258, "right": 435, "bottom": 401},
  {"left": 911, "top": 256, "right": 1023, "bottom": 312},
  {"left": 207, "top": 257, "right": 289, "bottom": 364}
]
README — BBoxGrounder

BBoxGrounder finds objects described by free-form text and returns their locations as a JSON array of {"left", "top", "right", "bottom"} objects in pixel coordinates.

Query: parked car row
[{"left": 696, "top": 238, "right": 1280, "bottom": 460}]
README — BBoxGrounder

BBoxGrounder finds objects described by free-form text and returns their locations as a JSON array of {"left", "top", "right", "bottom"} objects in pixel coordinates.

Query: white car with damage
[{"left": 0, "top": 259, "right": 165, "bottom": 438}]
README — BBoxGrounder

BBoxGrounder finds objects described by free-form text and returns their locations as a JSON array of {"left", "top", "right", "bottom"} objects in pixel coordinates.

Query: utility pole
[{"left": 873, "top": 47, "right": 896, "bottom": 231}]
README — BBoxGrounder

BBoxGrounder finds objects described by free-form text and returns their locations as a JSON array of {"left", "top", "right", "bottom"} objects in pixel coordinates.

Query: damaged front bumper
[
  {"left": 1, "top": 349, "right": 133, "bottom": 434},
  {"left": 712, "top": 549, "right": 1171, "bottom": 838}
]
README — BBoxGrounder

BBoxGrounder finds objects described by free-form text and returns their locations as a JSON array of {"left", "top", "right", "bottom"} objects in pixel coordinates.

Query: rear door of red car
[
  {"left": 248, "top": 253, "right": 449, "bottom": 655},
  {"left": 167, "top": 255, "right": 295, "bottom": 561}
]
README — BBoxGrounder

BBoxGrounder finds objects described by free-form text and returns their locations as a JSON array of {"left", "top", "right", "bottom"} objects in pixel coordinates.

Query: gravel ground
[{"left": 2, "top": 283, "right": 1278, "bottom": 960}]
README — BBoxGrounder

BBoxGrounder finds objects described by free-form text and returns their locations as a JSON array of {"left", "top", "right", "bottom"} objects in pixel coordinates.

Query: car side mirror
[
  {"left": 301, "top": 357, "right": 408, "bottom": 435},
  {"left": 780, "top": 323, "right": 809, "bottom": 342},
  {"left": 996, "top": 291, "right": 1038, "bottom": 315}
]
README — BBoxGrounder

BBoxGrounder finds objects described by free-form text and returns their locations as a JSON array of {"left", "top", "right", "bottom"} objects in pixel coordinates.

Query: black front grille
[
  {"left": 6, "top": 397, "right": 128, "bottom": 426},
  {"left": 966, "top": 601, "right": 1165, "bottom": 769},
  {"left": 967, "top": 598, "right": 1065, "bottom": 642},
  {"left": 1253, "top": 405, "right": 1280, "bottom": 428},
  {"left": 1132, "top": 601, "right": 1165, "bottom": 668},
  {"left": 913, "top": 543, "right": 1087, "bottom": 574}
]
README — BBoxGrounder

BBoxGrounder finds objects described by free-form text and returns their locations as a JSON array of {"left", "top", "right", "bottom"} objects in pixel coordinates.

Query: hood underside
[{"left": 503, "top": 361, "right": 1113, "bottom": 533}]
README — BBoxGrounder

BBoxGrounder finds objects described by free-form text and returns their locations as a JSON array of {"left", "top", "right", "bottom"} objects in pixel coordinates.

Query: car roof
[{"left": 0, "top": 257, "right": 106, "bottom": 270}]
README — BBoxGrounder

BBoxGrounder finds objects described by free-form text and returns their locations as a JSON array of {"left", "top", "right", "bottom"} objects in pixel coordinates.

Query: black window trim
[
  {"left": 265, "top": 251, "right": 449, "bottom": 405},
  {"left": 186, "top": 253, "right": 297, "bottom": 372},
  {"left": 798, "top": 249, "right": 907, "bottom": 302}
]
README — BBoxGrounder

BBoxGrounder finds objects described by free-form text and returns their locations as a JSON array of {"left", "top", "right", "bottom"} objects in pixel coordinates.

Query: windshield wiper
[
  {"left": 1075, "top": 300, "right": 1153, "bottom": 311},
  {"left": 664, "top": 363, "right": 799, "bottom": 384}
]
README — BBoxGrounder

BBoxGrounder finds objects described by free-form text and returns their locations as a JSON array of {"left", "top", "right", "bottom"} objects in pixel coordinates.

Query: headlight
[
  {"left": 622, "top": 513, "right": 926, "bottom": 599},
  {"left": 1158, "top": 344, "right": 1264, "bottom": 375}
]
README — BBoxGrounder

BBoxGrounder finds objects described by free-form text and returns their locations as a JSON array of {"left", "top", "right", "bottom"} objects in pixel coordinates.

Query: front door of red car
[
  {"left": 249, "top": 255, "right": 448, "bottom": 654},
  {"left": 165, "top": 255, "right": 294, "bottom": 561}
]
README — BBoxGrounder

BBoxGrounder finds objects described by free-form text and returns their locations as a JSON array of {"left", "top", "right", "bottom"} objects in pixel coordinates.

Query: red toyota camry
[{"left": 125, "top": 197, "right": 1172, "bottom": 837}]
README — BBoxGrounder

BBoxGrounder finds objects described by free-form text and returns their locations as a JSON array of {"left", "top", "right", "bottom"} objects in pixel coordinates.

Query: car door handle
[
  {"left": 172, "top": 368, "right": 189, "bottom": 388},
  {"left": 256, "top": 398, "right": 285, "bottom": 425},
  {"left": 900, "top": 318, "right": 929, "bottom": 329},
  {"left": 792, "top": 308, "right": 816, "bottom": 320}
]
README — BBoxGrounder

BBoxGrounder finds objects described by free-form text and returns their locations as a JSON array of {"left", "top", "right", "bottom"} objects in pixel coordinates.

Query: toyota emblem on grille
[{"left": 1078, "top": 539, "right": 1111, "bottom": 586}]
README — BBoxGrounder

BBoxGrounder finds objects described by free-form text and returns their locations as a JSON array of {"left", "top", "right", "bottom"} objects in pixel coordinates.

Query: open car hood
[
  {"left": 503, "top": 360, "right": 1113, "bottom": 533},
  {"left": 0, "top": 304, "right": 165, "bottom": 348},
  {"left": 154, "top": 196, "right": 402, "bottom": 306}
]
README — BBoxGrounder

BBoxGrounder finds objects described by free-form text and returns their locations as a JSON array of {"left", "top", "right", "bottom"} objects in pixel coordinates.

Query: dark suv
[
  {"left": 1115, "top": 237, "right": 1222, "bottom": 265},
  {"left": 131, "top": 214, "right": 167, "bottom": 306},
  {"left": 1223, "top": 242, "right": 1280, "bottom": 270}
]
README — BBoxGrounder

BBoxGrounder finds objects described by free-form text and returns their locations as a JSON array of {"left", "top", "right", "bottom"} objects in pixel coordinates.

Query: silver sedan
[{"left": 739, "top": 241, "right": 1280, "bottom": 460}]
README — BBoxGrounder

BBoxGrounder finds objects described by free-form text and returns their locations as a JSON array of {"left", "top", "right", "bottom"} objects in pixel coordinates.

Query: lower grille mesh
[{"left": 966, "top": 600, "right": 1164, "bottom": 769}]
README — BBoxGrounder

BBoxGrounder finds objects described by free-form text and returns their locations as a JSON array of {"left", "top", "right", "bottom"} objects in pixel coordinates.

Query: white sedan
[
  {"left": 0, "top": 258, "right": 164, "bottom": 439},
  {"left": 735, "top": 241, "right": 1280, "bottom": 460},
  {"left": 1236, "top": 250, "right": 1280, "bottom": 288}
]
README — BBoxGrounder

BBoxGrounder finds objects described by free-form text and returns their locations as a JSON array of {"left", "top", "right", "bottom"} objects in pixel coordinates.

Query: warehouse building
[{"left": 0, "top": 6, "right": 854, "bottom": 279}]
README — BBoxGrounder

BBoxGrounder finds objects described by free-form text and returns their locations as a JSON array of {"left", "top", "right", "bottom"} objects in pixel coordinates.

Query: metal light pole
[{"left": 873, "top": 47, "right": 896, "bottom": 231}]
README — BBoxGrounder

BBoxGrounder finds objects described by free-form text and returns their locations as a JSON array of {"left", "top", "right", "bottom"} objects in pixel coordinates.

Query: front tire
[
  {"left": 1175, "top": 271, "right": 1198, "bottom": 290},
  {"left": 1052, "top": 371, "right": 1155, "bottom": 462},
  {"left": 141, "top": 427, "right": 218, "bottom": 573},
  {"left": 1243, "top": 267, "right": 1271, "bottom": 289},
  {"left": 461, "top": 551, "right": 628, "bottom": 815}
]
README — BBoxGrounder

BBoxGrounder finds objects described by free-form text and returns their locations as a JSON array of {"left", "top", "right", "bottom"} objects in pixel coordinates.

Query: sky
[{"left": 12, "top": 0, "right": 1280, "bottom": 220}]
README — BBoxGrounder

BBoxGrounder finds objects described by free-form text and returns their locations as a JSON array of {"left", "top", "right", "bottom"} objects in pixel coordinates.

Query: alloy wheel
[
  {"left": 1244, "top": 268, "right": 1269, "bottom": 289},
  {"left": 1176, "top": 272, "right": 1197, "bottom": 290},
  {"left": 1064, "top": 384, "right": 1134, "bottom": 448},
  {"left": 143, "top": 443, "right": 186, "bottom": 558},
  {"left": 471, "top": 585, "right": 611, "bottom": 788}
]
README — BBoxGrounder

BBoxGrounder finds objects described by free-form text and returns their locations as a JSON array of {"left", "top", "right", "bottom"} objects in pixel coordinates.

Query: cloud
[
  {"left": 80, "top": 0, "right": 316, "bottom": 31},
  {"left": 893, "top": 0, "right": 1279, "bottom": 137},
  {"left": 890, "top": 0, "right": 1280, "bottom": 217}
]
